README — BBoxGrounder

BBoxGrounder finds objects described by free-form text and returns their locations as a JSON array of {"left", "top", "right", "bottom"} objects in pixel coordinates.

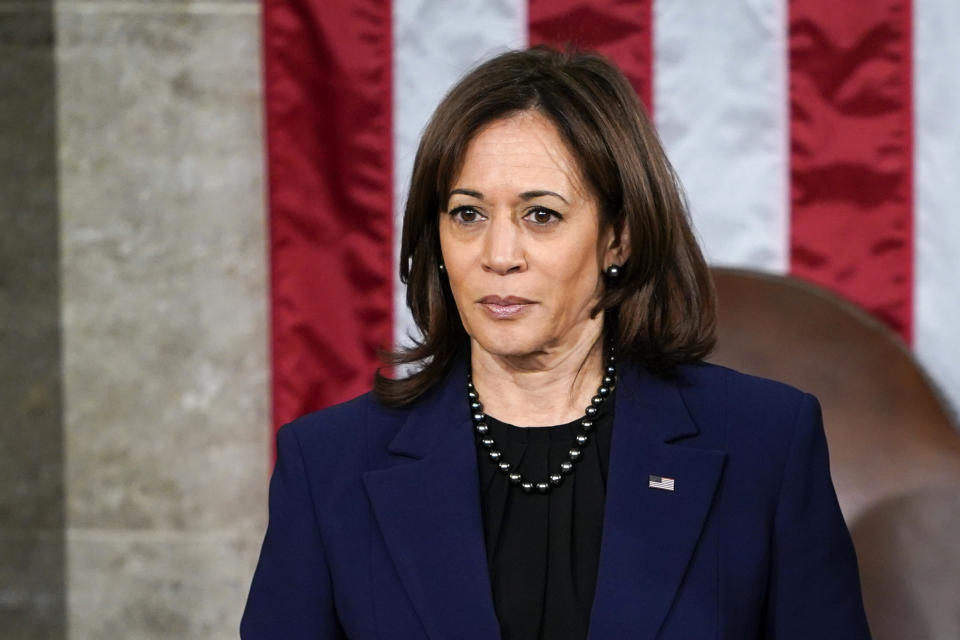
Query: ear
[{"left": 602, "top": 222, "right": 631, "bottom": 268}]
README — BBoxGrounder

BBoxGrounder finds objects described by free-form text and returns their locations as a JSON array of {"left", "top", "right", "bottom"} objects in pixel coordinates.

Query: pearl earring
[{"left": 604, "top": 264, "right": 621, "bottom": 280}]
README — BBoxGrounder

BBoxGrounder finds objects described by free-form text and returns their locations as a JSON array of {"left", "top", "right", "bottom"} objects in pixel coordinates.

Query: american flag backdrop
[{"left": 261, "top": 0, "right": 960, "bottom": 433}]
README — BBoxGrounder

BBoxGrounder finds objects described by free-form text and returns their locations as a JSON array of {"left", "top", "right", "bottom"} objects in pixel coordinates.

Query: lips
[
  {"left": 478, "top": 295, "right": 534, "bottom": 305},
  {"left": 477, "top": 295, "right": 535, "bottom": 319}
]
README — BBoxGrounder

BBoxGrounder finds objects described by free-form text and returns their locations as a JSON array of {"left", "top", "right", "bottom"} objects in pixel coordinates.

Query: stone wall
[
  {"left": 2, "top": 1, "right": 269, "bottom": 638},
  {"left": 1, "top": 3, "right": 66, "bottom": 637}
]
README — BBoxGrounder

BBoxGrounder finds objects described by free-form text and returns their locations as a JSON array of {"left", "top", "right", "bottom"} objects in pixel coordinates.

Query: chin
[{"left": 469, "top": 325, "right": 547, "bottom": 359}]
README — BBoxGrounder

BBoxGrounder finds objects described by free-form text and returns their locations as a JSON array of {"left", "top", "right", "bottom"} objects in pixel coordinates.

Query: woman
[{"left": 241, "top": 47, "right": 872, "bottom": 639}]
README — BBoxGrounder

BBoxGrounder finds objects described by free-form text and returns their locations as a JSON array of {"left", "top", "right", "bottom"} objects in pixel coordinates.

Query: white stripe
[
  {"left": 653, "top": 0, "right": 789, "bottom": 272},
  {"left": 914, "top": 0, "right": 960, "bottom": 420},
  {"left": 392, "top": 0, "right": 527, "bottom": 352}
]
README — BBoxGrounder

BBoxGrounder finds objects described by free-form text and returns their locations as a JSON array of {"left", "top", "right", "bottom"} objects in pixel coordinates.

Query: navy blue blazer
[{"left": 241, "top": 359, "right": 872, "bottom": 639}]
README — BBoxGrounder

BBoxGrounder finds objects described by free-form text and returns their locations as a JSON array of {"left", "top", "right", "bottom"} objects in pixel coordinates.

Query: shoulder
[
  {"left": 282, "top": 392, "right": 381, "bottom": 437},
  {"left": 668, "top": 361, "right": 820, "bottom": 451},
  {"left": 277, "top": 392, "right": 410, "bottom": 472},
  {"left": 673, "top": 360, "right": 813, "bottom": 414},
  {"left": 674, "top": 360, "right": 808, "bottom": 405}
]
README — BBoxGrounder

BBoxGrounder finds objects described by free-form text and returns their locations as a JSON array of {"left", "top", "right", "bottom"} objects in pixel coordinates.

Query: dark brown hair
[{"left": 374, "top": 46, "right": 715, "bottom": 406}]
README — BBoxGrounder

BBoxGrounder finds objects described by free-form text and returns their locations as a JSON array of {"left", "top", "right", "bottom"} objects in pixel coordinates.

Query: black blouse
[{"left": 476, "top": 392, "right": 616, "bottom": 640}]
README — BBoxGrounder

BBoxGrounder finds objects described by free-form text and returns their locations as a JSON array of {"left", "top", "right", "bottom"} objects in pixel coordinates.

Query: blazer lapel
[
  {"left": 362, "top": 358, "right": 501, "bottom": 640},
  {"left": 588, "top": 366, "right": 727, "bottom": 640}
]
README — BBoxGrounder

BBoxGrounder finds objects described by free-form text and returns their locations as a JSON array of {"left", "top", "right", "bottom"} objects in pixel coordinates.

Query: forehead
[{"left": 453, "top": 111, "right": 590, "bottom": 196}]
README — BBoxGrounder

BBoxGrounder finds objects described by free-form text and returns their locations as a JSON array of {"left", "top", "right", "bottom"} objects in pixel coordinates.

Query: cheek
[
  {"left": 563, "top": 266, "right": 602, "bottom": 312},
  {"left": 542, "top": 244, "right": 603, "bottom": 315},
  {"left": 439, "top": 253, "right": 477, "bottom": 327},
  {"left": 441, "top": 254, "right": 473, "bottom": 302},
  {"left": 438, "top": 223, "right": 468, "bottom": 292}
]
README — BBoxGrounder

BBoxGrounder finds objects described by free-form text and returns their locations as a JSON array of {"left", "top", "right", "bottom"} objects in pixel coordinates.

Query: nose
[{"left": 481, "top": 214, "right": 525, "bottom": 275}]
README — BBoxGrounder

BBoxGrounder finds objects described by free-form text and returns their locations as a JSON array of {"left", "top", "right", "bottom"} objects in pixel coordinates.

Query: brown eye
[
  {"left": 526, "top": 207, "right": 561, "bottom": 225},
  {"left": 450, "top": 206, "right": 482, "bottom": 224}
]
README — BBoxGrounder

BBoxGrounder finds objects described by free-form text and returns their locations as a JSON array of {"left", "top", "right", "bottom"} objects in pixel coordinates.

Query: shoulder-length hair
[{"left": 374, "top": 46, "right": 715, "bottom": 407}]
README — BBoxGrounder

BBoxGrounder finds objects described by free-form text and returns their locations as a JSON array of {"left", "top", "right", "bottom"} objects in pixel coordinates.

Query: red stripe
[
  {"left": 528, "top": 0, "right": 654, "bottom": 112},
  {"left": 788, "top": 1, "right": 913, "bottom": 343},
  {"left": 263, "top": 0, "right": 393, "bottom": 434}
]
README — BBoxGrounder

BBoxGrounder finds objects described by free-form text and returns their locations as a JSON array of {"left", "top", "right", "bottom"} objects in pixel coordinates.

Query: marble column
[
  {"left": 55, "top": 1, "right": 269, "bottom": 638},
  {"left": 0, "top": 3, "right": 67, "bottom": 638}
]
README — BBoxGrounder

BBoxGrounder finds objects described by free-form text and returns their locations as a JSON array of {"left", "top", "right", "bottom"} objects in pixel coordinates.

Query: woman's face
[{"left": 439, "top": 110, "right": 625, "bottom": 360}]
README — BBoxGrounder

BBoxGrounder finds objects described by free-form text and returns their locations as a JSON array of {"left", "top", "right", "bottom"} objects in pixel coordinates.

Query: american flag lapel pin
[{"left": 648, "top": 474, "right": 675, "bottom": 491}]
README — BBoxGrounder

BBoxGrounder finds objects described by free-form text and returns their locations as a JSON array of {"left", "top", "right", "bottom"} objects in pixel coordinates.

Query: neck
[{"left": 469, "top": 324, "right": 606, "bottom": 427}]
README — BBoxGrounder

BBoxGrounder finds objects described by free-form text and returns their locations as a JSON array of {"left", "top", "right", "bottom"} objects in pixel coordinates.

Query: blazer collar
[{"left": 363, "top": 358, "right": 727, "bottom": 640}]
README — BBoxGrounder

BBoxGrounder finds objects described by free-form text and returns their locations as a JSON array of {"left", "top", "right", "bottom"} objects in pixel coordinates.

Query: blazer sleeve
[
  {"left": 763, "top": 393, "right": 872, "bottom": 639},
  {"left": 240, "top": 424, "right": 346, "bottom": 639}
]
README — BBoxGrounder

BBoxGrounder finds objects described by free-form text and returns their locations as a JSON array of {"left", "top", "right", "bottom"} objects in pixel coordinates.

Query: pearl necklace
[{"left": 468, "top": 349, "right": 617, "bottom": 494}]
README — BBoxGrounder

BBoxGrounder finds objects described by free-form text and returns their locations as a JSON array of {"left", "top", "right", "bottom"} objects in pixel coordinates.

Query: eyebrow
[{"left": 447, "top": 188, "right": 569, "bottom": 204}]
